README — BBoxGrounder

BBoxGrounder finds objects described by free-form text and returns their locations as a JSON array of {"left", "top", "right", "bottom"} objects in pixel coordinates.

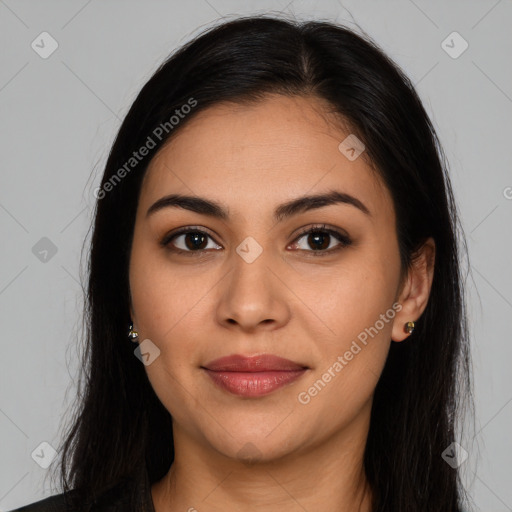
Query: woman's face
[{"left": 129, "top": 94, "right": 418, "bottom": 463}]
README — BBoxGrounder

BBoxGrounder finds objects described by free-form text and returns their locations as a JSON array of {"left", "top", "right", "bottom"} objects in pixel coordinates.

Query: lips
[
  {"left": 202, "top": 354, "right": 309, "bottom": 397},
  {"left": 204, "top": 354, "right": 307, "bottom": 372}
]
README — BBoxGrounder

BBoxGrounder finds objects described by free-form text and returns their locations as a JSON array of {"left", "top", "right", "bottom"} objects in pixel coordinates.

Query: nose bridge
[
  {"left": 229, "top": 233, "right": 275, "bottom": 291},
  {"left": 216, "top": 232, "right": 290, "bottom": 329}
]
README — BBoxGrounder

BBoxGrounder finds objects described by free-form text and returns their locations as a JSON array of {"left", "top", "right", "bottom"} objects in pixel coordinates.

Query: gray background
[{"left": 1, "top": 0, "right": 511, "bottom": 510}]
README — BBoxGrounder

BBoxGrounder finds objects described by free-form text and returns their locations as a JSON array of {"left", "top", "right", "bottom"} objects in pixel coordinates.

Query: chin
[{"left": 205, "top": 426, "right": 304, "bottom": 465}]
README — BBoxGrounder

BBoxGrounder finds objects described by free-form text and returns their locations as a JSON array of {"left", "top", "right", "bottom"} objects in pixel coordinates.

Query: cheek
[
  {"left": 128, "top": 247, "right": 215, "bottom": 407},
  {"left": 294, "top": 252, "right": 398, "bottom": 399},
  {"left": 144, "top": 358, "right": 205, "bottom": 435},
  {"left": 129, "top": 240, "right": 205, "bottom": 336},
  {"left": 293, "top": 253, "right": 398, "bottom": 337},
  {"left": 129, "top": 252, "right": 204, "bottom": 419}
]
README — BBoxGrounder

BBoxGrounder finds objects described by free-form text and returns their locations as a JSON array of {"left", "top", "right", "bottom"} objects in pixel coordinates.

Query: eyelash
[{"left": 160, "top": 224, "right": 352, "bottom": 258}]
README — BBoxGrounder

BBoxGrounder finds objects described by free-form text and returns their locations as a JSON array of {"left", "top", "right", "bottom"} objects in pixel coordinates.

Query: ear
[{"left": 391, "top": 237, "right": 436, "bottom": 342}]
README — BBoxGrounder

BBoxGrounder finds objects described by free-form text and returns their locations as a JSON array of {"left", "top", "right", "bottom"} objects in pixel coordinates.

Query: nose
[{"left": 214, "top": 246, "right": 291, "bottom": 332}]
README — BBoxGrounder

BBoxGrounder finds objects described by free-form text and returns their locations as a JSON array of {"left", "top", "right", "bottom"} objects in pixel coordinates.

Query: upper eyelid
[{"left": 163, "top": 225, "right": 218, "bottom": 243}]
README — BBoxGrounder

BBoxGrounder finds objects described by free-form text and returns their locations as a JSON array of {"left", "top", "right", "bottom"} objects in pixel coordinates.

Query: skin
[{"left": 128, "top": 94, "right": 435, "bottom": 512}]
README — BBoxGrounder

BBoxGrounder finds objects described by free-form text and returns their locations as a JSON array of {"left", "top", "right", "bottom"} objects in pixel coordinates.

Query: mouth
[{"left": 201, "top": 354, "right": 309, "bottom": 398}]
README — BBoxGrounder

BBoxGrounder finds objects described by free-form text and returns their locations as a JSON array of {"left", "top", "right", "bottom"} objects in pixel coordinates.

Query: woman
[{"left": 11, "top": 14, "right": 474, "bottom": 512}]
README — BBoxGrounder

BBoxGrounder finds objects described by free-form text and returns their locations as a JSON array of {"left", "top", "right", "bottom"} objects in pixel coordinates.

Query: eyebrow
[{"left": 146, "top": 190, "right": 371, "bottom": 222}]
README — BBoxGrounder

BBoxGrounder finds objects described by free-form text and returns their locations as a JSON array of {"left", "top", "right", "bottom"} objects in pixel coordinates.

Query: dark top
[{"left": 8, "top": 466, "right": 156, "bottom": 512}]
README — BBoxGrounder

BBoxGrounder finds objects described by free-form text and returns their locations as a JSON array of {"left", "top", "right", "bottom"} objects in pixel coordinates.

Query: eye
[
  {"left": 160, "top": 226, "right": 222, "bottom": 256},
  {"left": 160, "top": 224, "right": 352, "bottom": 257},
  {"left": 289, "top": 224, "right": 352, "bottom": 256}
]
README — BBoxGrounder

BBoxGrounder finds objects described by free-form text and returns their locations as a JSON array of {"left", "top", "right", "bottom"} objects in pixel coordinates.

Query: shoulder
[
  {"left": 8, "top": 470, "right": 154, "bottom": 512},
  {"left": 7, "top": 484, "right": 123, "bottom": 511},
  {"left": 8, "top": 489, "right": 123, "bottom": 511},
  {"left": 8, "top": 492, "right": 70, "bottom": 512}
]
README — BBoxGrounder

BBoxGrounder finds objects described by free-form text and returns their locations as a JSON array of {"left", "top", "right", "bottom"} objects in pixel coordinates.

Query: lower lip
[{"left": 203, "top": 369, "right": 307, "bottom": 397}]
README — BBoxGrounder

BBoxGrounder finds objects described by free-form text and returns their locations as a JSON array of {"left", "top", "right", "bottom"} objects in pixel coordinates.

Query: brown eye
[
  {"left": 180, "top": 232, "right": 209, "bottom": 251},
  {"left": 160, "top": 224, "right": 352, "bottom": 257},
  {"left": 161, "top": 228, "right": 222, "bottom": 255},
  {"left": 290, "top": 225, "right": 352, "bottom": 255}
]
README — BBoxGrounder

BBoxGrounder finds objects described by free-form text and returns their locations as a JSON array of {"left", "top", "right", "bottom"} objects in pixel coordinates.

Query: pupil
[
  {"left": 185, "top": 232, "right": 207, "bottom": 250},
  {"left": 309, "top": 232, "right": 329, "bottom": 250}
]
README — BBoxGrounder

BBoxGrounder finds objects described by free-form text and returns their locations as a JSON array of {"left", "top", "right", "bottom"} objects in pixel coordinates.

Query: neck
[{"left": 152, "top": 404, "right": 373, "bottom": 512}]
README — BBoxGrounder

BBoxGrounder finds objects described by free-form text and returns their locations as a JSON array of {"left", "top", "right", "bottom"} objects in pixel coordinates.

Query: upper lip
[{"left": 202, "top": 354, "right": 308, "bottom": 372}]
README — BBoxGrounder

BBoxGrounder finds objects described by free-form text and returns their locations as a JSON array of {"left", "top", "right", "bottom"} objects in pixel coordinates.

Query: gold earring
[
  {"left": 404, "top": 321, "right": 415, "bottom": 334},
  {"left": 128, "top": 323, "right": 139, "bottom": 341}
]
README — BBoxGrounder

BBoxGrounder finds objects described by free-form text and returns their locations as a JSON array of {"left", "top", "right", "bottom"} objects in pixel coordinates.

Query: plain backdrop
[{"left": 1, "top": 1, "right": 511, "bottom": 510}]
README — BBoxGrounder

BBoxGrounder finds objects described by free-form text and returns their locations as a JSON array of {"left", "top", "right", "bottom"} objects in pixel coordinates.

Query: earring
[
  {"left": 128, "top": 323, "right": 139, "bottom": 341},
  {"left": 404, "top": 321, "right": 415, "bottom": 334}
]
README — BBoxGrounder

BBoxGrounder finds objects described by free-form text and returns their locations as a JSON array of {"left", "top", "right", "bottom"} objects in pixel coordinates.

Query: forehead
[{"left": 140, "top": 94, "right": 392, "bottom": 223}]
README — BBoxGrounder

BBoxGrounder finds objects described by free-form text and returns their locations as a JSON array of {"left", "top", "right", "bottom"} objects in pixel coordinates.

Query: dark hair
[{"left": 49, "top": 14, "right": 474, "bottom": 512}]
